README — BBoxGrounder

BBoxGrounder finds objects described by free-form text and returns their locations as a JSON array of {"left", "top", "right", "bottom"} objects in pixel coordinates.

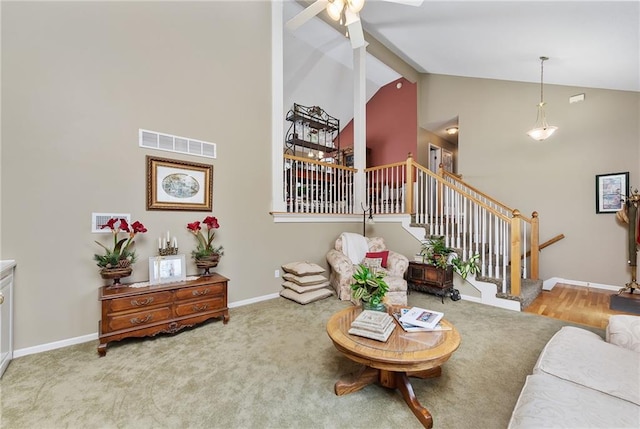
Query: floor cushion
[{"left": 280, "top": 287, "right": 333, "bottom": 304}]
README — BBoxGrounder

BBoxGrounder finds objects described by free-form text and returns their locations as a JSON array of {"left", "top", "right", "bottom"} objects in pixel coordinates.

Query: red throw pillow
[{"left": 365, "top": 250, "right": 389, "bottom": 268}]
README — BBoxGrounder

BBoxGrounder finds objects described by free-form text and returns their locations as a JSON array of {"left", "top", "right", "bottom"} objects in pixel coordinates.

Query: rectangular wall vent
[
  {"left": 92, "top": 213, "right": 131, "bottom": 233},
  {"left": 139, "top": 129, "right": 217, "bottom": 159}
]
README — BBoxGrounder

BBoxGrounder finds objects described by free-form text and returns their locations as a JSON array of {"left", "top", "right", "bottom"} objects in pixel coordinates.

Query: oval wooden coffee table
[{"left": 326, "top": 306, "right": 461, "bottom": 428}]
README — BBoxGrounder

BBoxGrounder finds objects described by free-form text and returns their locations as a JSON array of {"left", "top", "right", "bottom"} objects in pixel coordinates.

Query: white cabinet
[{"left": 0, "top": 260, "right": 16, "bottom": 378}]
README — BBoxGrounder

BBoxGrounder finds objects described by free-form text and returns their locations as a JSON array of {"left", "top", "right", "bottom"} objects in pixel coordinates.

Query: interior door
[{"left": 428, "top": 144, "right": 441, "bottom": 173}]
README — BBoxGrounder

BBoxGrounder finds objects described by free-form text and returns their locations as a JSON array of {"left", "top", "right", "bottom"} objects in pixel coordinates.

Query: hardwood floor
[{"left": 524, "top": 283, "right": 638, "bottom": 329}]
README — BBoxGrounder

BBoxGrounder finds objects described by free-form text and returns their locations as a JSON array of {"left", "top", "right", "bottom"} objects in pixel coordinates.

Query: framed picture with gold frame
[{"left": 146, "top": 156, "right": 213, "bottom": 211}]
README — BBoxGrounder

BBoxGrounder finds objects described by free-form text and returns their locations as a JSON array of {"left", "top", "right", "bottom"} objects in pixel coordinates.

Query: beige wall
[
  {"left": 420, "top": 74, "right": 640, "bottom": 287},
  {"left": 0, "top": 1, "right": 357, "bottom": 350}
]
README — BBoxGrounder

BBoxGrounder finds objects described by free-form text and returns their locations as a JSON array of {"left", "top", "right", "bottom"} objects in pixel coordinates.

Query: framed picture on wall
[
  {"left": 146, "top": 156, "right": 213, "bottom": 211},
  {"left": 595, "top": 171, "right": 628, "bottom": 213}
]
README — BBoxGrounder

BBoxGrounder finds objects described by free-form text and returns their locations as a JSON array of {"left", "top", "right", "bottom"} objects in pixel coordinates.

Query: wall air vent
[
  {"left": 139, "top": 129, "right": 217, "bottom": 159},
  {"left": 92, "top": 213, "right": 131, "bottom": 233}
]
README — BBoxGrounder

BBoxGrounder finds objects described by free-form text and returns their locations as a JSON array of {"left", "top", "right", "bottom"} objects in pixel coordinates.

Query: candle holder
[{"left": 159, "top": 241, "right": 178, "bottom": 256}]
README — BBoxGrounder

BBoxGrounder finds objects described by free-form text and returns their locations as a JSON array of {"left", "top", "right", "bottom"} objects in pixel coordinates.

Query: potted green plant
[
  {"left": 420, "top": 235, "right": 455, "bottom": 269},
  {"left": 350, "top": 264, "right": 389, "bottom": 311},
  {"left": 451, "top": 253, "right": 481, "bottom": 280},
  {"left": 420, "top": 235, "right": 480, "bottom": 279}
]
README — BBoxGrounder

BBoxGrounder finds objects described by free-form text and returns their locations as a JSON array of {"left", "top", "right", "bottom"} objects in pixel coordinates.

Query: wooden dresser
[{"left": 98, "top": 274, "right": 229, "bottom": 356}]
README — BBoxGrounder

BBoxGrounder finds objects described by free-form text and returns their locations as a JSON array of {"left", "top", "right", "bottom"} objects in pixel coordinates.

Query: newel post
[
  {"left": 405, "top": 153, "right": 414, "bottom": 214},
  {"left": 510, "top": 210, "right": 522, "bottom": 297},
  {"left": 530, "top": 211, "right": 539, "bottom": 280}
]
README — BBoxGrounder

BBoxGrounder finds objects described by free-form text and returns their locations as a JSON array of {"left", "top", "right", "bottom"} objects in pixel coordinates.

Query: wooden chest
[
  {"left": 407, "top": 262, "right": 454, "bottom": 300},
  {"left": 98, "top": 274, "right": 229, "bottom": 356}
]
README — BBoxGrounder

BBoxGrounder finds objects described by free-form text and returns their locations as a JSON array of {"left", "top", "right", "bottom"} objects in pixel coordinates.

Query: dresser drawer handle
[
  {"left": 192, "top": 303, "right": 209, "bottom": 312},
  {"left": 130, "top": 314, "right": 153, "bottom": 325},
  {"left": 131, "top": 297, "right": 154, "bottom": 307},
  {"left": 192, "top": 288, "right": 210, "bottom": 296}
]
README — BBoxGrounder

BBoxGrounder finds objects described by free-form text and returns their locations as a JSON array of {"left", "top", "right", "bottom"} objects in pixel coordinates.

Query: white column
[
  {"left": 271, "top": 1, "right": 286, "bottom": 212},
  {"left": 353, "top": 45, "right": 367, "bottom": 213}
]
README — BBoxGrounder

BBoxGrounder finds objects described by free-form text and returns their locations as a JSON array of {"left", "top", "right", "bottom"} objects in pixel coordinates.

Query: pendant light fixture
[{"left": 527, "top": 56, "right": 558, "bottom": 141}]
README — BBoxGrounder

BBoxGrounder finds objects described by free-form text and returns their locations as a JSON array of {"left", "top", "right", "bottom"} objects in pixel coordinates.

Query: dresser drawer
[
  {"left": 107, "top": 291, "right": 173, "bottom": 313},
  {"left": 175, "top": 283, "right": 225, "bottom": 301},
  {"left": 107, "top": 307, "right": 172, "bottom": 331},
  {"left": 175, "top": 297, "right": 225, "bottom": 317}
]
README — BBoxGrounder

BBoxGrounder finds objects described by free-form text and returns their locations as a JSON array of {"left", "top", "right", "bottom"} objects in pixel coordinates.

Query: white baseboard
[
  {"left": 14, "top": 332, "right": 98, "bottom": 358},
  {"left": 228, "top": 293, "right": 280, "bottom": 308},
  {"left": 543, "top": 277, "right": 621, "bottom": 292},
  {"left": 13, "top": 293, "right": 282, "bottom": 358},
  {"left": 460, "top": 294, "right": 482, "bottom": 304}
]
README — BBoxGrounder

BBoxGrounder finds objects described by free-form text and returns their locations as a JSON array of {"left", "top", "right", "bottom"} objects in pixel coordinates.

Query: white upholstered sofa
[
  {"left": 508, "top": 315, "right": 640, "bottom": 429},
  {"left": 326, "top": 235, "right": 408, "bottom": 305}
]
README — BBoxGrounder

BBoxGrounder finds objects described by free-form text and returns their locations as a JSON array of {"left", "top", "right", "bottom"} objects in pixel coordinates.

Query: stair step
[{"left": 498, "top": 279, "right": 542, "bottom": 310}]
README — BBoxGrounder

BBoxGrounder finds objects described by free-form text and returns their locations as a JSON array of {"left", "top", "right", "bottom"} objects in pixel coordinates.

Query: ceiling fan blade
[
  {"left": 285, "top": 0, "right": 330, "bottom": 31},
  {"left": 381, "top": 0, "right": 424, "bottom": 6},
  {"left": 345, "top": 9, "right": 366, "bottom": 49}
]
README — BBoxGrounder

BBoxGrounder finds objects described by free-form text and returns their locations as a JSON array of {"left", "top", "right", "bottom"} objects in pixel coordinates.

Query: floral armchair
[{"left": 326, "top": 235, "right": 409, "bottom": 305}]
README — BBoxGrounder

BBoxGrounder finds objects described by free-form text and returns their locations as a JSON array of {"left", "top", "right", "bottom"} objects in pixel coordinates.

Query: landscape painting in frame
[
  {"left": 147, "top": 156, "right": 213, "bottom": 211},
  {"left": 595, "top": 172, "right": 628, "bottom": 213}
]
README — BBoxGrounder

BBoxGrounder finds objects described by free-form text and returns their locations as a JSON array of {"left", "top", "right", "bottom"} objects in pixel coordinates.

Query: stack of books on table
[
  {"left": 348, "top": 310, "right": 396, "bottom": 342},
  {"left": 392, "top": 308, "right": 451, "bottom": 332}
]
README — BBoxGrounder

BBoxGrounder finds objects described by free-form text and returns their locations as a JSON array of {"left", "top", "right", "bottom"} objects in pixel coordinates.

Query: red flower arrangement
[
  {"left": 187, "top": 216, "right": 224, "bottom": 259},
  {"left": 94, "top": 218, "right": 147, "bottom": 268}
]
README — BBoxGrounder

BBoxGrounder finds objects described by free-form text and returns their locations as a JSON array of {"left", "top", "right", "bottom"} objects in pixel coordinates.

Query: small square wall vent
[
  {"left": 139, "top": 129, "right": 217, "bottom": 159},
  {"left": 92, "top": 213, "right": 131, "bottom": 233}
]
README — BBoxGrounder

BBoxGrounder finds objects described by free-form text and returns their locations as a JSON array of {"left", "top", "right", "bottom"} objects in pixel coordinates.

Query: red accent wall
[{"left": 340, "top": 77, "right": 417, "bottom": 165}]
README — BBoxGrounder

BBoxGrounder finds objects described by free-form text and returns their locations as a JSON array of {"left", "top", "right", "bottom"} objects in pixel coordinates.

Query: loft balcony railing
[
  {"left": 283, "top": 154, "right": 356, "bottom": 214},
  {"left": 281, "top": 153, "right": 542, "bottom": 298}
]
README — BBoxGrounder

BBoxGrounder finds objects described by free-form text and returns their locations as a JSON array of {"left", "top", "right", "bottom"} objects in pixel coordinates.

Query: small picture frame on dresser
[{"left": 149, "top": 254, "right": 186, "bottom": 285}]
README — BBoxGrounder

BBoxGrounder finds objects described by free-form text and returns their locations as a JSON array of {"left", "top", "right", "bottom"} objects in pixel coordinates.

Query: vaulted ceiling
[{"left": 283, "top": 0, "right": 639, "bottom": 143}]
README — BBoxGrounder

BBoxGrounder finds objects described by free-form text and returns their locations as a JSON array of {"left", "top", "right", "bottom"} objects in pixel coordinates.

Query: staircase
[
  {"left": 409, "top": 217, "right": 544, "bottom": 310},
  {"left": 365, "top": 155, "right": 545, "bottom": 311}
]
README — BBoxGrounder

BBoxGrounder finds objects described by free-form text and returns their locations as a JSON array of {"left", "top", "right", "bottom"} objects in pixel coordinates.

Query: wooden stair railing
[
  {"left": 365, "top": 153, "right": 542, "bottom": 299},
  {"left": 523, "top": 234, "right": 565, "bottom": 259}
]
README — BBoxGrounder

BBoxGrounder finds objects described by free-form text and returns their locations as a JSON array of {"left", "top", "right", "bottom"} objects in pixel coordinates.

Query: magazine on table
[
  {"left": 398, "top": 306, "right": 444, "bottom": 329},
  {"left": 392, "top": 308, "right": 451, "bottom": 332}
]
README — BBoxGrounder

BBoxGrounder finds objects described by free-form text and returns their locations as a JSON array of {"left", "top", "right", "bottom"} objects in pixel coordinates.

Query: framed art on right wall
[{"left": 596, "top": 171, "right": 628, "bottom": 213}]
